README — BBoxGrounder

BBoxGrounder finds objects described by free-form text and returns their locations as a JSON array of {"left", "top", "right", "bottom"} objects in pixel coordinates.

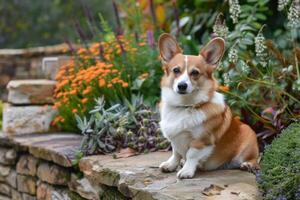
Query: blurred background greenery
[
  {"left": 0, "top": 0, "right": 115, "bottom": 48},
  {"left": 0, "top": 0, "right": 294, "bottom": 49}
]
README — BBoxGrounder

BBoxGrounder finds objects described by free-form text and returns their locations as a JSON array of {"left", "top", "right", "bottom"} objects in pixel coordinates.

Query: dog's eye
[
  {"left": 173, "top": 67, "right": 180, "bottom": 74},
  {"left": 191, "top": 70, "right": 200, "bottom": 76}
]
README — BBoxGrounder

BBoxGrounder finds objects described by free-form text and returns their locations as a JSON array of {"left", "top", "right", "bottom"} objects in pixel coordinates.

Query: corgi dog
[{"left": 158, "top": 33, "right": 259, "bottom": 179}]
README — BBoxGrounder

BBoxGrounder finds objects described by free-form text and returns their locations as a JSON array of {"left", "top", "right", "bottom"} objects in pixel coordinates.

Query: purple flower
[{"left": 147, "top": 30, "right": 155, "bottom": 48}]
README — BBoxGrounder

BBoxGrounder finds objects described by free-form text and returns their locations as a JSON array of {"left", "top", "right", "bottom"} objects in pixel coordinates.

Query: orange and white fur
[{"left": 158, "top": 33, "right": 259, "bottom": 179}]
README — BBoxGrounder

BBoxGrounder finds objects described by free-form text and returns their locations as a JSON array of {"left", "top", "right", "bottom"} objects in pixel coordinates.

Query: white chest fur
[
  {"left": 160, "top": 104, "right": 206, "bottom": 140},
  {"left": 160, "top": 89, "right": 225, "bottom": 139}
]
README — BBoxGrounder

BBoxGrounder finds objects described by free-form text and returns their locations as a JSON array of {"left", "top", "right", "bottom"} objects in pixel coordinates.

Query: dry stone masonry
[
  {"left": 0, "top": 56, "right": 261, "bottom": 200},
  {"left": 0, "top": 133, "right": 262, "bottom": 200}
]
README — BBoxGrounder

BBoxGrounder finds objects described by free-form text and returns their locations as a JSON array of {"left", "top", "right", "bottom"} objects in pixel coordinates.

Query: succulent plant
[{"left": 76, "top": 96, "right": 169, "bottom": 155}]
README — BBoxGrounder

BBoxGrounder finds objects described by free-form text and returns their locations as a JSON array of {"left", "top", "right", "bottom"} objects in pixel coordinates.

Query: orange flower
[
  {"left": 69, "top": 90, "right": 77, "bottom": 95},
  {"left": 53, "top": 102, "right": 61, "bottom": 109},
  {"left": 122, "top": 82, "right": 129, "bottom": 88},
  {"left": 56, "top": 92, "right": 63, "bottom": 98},
  {"left": 116, "top": 49, "right": 122, "bottom": 55},
  {"left": 82, "top": 87, "right": 92, "bottom": 95},
  {"left": 111, "top": 69, "right": 118, "bottom": 73},
  {"left": 81, "top": 98, "right": 89, "bottom": 104},
  {"left": 77, "top": 48, "right": 87, "bottom": 54},
  {"left": 218, "top": 85, "right": 230, "bottom": 92},
  {"left": 72, "top": 109, "right": 78, "bottom": 113},
  {"left": 98, "top": 79, "right": 106, "bottom": 87},
  {"left": 107, "top": 83, "right": 113, "bottom": 88}
]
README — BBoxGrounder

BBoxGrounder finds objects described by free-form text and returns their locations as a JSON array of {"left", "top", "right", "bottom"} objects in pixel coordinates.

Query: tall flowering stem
[
  {"left": 288, "top": 0, "right": 300, "bottom": 29},
  {"left": 149, "top": 0, "right": 157, "bottom": 29},
  {"left": 172, "top": 0, "right": 180, "bottom": 38},
  {"left": 112, "top": 0, "right": 123, "bottom": 35},
  {"left": 255, "top": 25, "right": 268, "bottom": 67},
  {"left": 229, "top": 0, "right": 241, "bottom": 24},
  {"left": 147, "top": 30, "right": 155, "bottom": 48},
  {"left": 278, "top": 0, "right": 291, "bottom": 11},
  {"left": 213, "top": 13, "right": 229, "bottom": 38}
]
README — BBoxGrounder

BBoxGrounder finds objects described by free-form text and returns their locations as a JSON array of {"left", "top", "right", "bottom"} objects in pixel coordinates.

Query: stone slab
[
  {"left": 68, "top": 173, "right": 102, "bottom": 200},
  {"left": 37, "top": 162, "right": 70, "bottom": 186},
  {"left": 0, "top": 165, "right": 10, "bottom": 181},
  {"left": 0, "top": 194, "right": 10, "bottom": 200},
  {"left": 7, "top": 79, "right": 56, "bottom": 105},
  {"left": 0, "top": 182, "right": 11, "bottom": 196},
  {"left": 2, "top": 104, "right": 57, "bottom": 135},
  {"left": 17, "top": 174, "right": 36, "bottom": 195},
  {"left": 79, "top": 152, "right": 261, "bottom": 200},
  {"left": 11, "top": 189, "right": 22, "bottom": 200},
  {"left": 0, "top": 147, "right": 17, "bottom": 165},
  {"left": 42, "top": 56, "right": 71, "bottom": 80},
  {"left": 6, "top": 169, "right": 17, "bottom": 188},
  {"left": 16, "top": 155, "right": 38, "bottom": 176},
  {"left": 10, "top": 133, "right": 82, "bottom": 167},
  {"left": 37, "top": 182, "right": 78, "bottom": 200}
]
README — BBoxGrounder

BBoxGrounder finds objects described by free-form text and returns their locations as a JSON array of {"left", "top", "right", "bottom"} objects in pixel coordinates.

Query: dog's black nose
[{"left": 177, "top": 82, "right": 188, "bottom": 92}]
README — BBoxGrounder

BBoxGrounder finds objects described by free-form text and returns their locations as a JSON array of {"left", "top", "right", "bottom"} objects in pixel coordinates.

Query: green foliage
[
  {"left": 258, "top": 122, "right": 300, "bottom": 200},
  {"left": 76, "top": 96, "right": 169, "bottom": 155},
  {"left": 53, "top": 16, "right": 162, "bottom": 131},
  {"left": 0, "top": 0, "right": 114, "bottom": 48},
  {"left": 166, "top": 0, "right": 300, "bottom": 142},
  {"left": 211, "top": 0, "right": 300, "bottom": 140}
]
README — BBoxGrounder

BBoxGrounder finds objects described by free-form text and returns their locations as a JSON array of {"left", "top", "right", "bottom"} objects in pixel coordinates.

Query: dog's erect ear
[
  {"left": 158, "top": 33, "right": 182, "bottom": 63},
  {"left": 200, "top": 37, "right": 225, "bottom": 66}
]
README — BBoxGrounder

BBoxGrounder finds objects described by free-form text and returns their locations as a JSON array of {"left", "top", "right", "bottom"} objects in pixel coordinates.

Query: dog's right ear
[{"left": 158, "top": 33, "right": 182, "bottom": 63}]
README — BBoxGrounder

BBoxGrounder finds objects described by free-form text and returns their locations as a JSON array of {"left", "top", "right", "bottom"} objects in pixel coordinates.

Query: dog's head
[{"left": 158, "top": 33, "right": 225, "bottom": 105}]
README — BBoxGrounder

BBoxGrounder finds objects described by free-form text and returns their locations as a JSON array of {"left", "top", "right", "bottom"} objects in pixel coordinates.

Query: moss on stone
[
  {"left": 258, "top": 123, "right": 300, "bottom": 200},
  {"left": 67, "top": 191, "right": 86, "bottom": 200},
  {"left": 99, "top": 185, "right": 128, "bottom": 200},
  {"left": 101, "top": 168, "right": 120, "bottom": 186}
]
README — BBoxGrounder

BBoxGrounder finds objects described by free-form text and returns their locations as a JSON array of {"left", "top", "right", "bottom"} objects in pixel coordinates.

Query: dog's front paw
[
  {"left": 176, "top": 167, "right": 195, "bottom": 179},
  {"left": 159, "top": 161, "right": 178, "bottom": 173}
]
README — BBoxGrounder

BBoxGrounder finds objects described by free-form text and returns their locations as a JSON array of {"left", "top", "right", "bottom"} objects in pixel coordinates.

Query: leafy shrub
[
  {"left": 76, "top": 96, "right": 169, "bottom": 155},
  {"left": 208, "top": 0, "right": 300, "bottom": 146},
  {"left": 53, "top": 25, "right": 162, "bottom": 131},
  {"left": 257, "top": 122, "right": 300, "bottom": 200}
]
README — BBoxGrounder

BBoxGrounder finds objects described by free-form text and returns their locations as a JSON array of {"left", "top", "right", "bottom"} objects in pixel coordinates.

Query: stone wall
[
  {"left": 0, "top": 133, "right": 261, "bottom": 200},
  {"left": 0, "top": 43, "right": 72, "bottom": 100},
  {"left": 0, "top": 133, "right": 103, "bottom": 200}
]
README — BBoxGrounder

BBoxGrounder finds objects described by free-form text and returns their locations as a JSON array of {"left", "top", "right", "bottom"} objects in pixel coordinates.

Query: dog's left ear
[{"left": 200, "top": 37, "right": 225, "bottom": 66}]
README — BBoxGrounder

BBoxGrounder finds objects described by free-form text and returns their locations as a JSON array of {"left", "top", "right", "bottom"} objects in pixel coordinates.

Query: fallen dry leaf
[
  {"left": 202, "top": 184, "right": 225, "bottom": 196},
  {"left": 231, "top": 191, "right": 240, "bottom": 196},
  {"left": 115, "top": 148, "right": 137, "bottom": 158}
]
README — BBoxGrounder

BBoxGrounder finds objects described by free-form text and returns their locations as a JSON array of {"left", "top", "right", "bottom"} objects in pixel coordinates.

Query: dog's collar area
[{"left": 174, "top": 102, "right": 206, "bottom": 109}]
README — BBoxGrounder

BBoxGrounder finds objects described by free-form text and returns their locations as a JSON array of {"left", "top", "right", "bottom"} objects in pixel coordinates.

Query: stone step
[
  {"left": 42, "top": 56, "right": 71, "bottom": 80},
  {"left": 7, "top": 79, "right": 56, "bottom": 105},
  {"left": 2, "top": 104, "right": 57, "bottom": 135},
  {"left": 0, "top": 132, "right": 82, "bottom": 167},
  {"left": 79, "top": 152, "right": 261, "bottom": 200}
]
